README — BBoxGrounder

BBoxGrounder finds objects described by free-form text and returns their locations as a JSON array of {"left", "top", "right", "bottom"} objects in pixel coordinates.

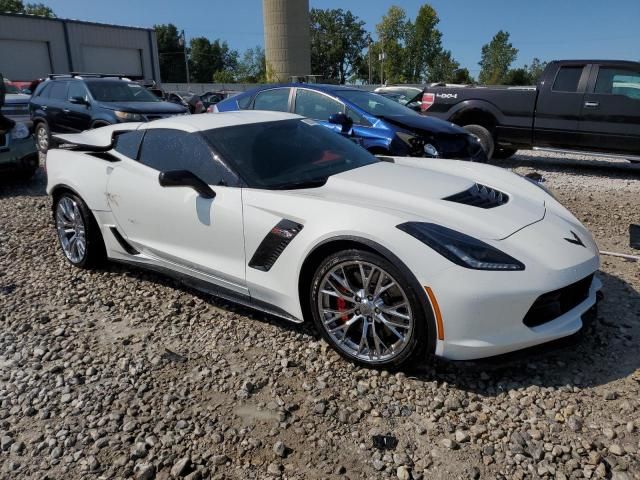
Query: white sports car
[{"left": 46, "top": 111, "right": 601, "bottom": 369}]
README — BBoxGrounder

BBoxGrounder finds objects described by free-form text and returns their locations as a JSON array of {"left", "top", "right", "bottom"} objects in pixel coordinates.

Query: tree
[
  {"left": 375, "top": 5, "right": 409, "bottom": 84},
  {"left": 478, "top": 30, "right": 518, "bottom": 85},
  {"left": 504, "top": 68, "right": 530, "bottom": 85},
  {"left": 0, "top": 0, "right": 55, "bottom": 17},
  {"left": 236, "top": 46, "right": 266, "bottom": 83},
  {"left": 310, "top": 8, "right": 368, "bottom": 84},
  {"left": 526, "top": 57, "right": 547, "bottom": 83},
  {"left": 452, "top": 68, "right": 474, "bottom": 84},
  {"left": 405, "top": 4, "right": 443, "bottom": 82},
  {"left": 427, "top": 49, "right": 460, "bottom": 83},
  {"left": 189, "top": 37, "right": 238, "bottom": 83},
  {"left": 155, "top": 24, "right": 186, "bottom": 83}
]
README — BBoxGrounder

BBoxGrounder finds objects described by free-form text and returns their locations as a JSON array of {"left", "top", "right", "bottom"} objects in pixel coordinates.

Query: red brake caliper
[{"left": 336, "top": 297, "right": 349, "bottom": 322}]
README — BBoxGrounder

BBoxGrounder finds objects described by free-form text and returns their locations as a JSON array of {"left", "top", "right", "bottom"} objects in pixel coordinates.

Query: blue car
[{"left": 213, "top": 84, "right": 487, "bottom": 162}]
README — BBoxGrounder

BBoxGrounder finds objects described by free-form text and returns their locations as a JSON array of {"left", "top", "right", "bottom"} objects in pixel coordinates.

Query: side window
[
  {"left": 36, "top": 82, "right": 51, "bottom": 98},
  {"left": 49, "top": 81, "right": 69, "bottom": 100},
  {"left": 138, "top": 129, "right": 234, "bottom": 186},
  {"left": 294, "top": 89, "right": 344, "bottom": 121},
  {"left": 68, "top": 82, "right": 89, "bottom": 101},
  {"left": 253, "top": 88, "right": 291, "bottom": 112},
  {"left": 346, "top": 107, "right": 369, "bottom": 127},
  {"left": 595, "top": 67, "right": 640, "bottom": 100},
  {"left": 113, "top": 130, "right": 144, "bottom": 160},
  {"left": 552, "top": 67, "right": 583, "bottom": 92},
  {"left": 237, "top": 95, "right": 251, "bottom": 109}
]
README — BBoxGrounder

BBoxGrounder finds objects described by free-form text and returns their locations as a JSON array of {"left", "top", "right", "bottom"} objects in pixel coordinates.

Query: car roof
[
  {"left": 139, "top": 110, "right": 303, "bottom": 133},
  {"left": 238, "top": 83, "right": 368, "bottom": 96}
]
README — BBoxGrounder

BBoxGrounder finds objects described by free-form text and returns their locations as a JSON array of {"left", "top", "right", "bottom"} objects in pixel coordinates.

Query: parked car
[
  {"left": 30, "top": 73, "right": 189, "bottom": 153},
  {"left": 213, "top": 84, "right": 487, "bottom": 162},
  {"left": 166, "top": 92, "right": 205, "bottom": 114},
  {"left": 0, "top": 73, "right": 39, "bottom": 180},
  {"left": 201, "top": 91, "right": 242, "bottom": 111},
  {"left": 375, "top": 86, "right": 423, "bottom": 111},
  {"left": 3, "top": 78, "right": 32, "bottom": 126},
  {"left": 406, "top": 60, "right": 640, "bottom": 160},
  {"left": 46, "top": 111, "right": 600, "bottom": 368}
]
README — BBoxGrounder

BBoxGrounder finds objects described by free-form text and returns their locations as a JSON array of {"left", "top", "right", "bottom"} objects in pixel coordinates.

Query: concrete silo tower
[{"left": 263, "top": 0, "right": 311, "bottom": 82}]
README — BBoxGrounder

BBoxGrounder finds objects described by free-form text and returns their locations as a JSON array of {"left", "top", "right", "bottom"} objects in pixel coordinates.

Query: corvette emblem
[{"left": 564, "top": 231, "right": 585, "bottom": 247}]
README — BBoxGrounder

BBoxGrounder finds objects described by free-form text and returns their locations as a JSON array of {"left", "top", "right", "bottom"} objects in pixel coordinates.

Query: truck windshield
[
  {"left": 338, "top": 90, "right": 420, "bottom": 117},
  {"left": 86, "top": 81, "right": 161, "bottom": 103}
]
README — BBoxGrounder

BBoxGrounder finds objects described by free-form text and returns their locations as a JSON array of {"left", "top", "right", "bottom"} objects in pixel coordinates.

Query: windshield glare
[
  {"left": 201, "top": 119, "right": 378, "bottom": 189},
  {"left": 338, "top": 90, "right": 419, "bottom": 117},
  {"left": 86, "top": 81, "right": 161, "bottom": 103}
]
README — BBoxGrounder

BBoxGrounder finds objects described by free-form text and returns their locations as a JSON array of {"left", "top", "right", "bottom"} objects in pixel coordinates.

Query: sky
[{"left": 44, "top": 0, "right": 639, "bottom": 75}]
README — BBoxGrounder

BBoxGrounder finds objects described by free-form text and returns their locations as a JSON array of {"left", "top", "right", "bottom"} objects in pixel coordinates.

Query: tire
[
  {"left": 35, "top": 122, "right": 51, "bottom": 154},
  {"left": 54, "top": 192, "right": 106, "bottom": 269},
  {"left": 309, "top": 249, "right": 432, "bottom": 369},
  {"left": 463, "top": 124, "right": 495, "bottom": 159},
  {"left": 493, "top": 147, "right": 518, "bottom": 160}
]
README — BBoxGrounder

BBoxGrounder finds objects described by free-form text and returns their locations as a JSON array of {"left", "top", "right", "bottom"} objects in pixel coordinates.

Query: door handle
[
  {"left": 584, "top": 101, "right": 599, "bottom": 108},
  {"left": 63, "top": 108, "right": 70, "bottom": 113}
]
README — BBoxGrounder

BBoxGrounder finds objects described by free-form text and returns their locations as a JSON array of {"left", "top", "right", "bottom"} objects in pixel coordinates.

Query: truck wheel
[
  {"left": 493, "top": 147, "right": 518, "bottom": 160},
  {"left": 464, "top": 124, "right": 494, "bottom": 159}
]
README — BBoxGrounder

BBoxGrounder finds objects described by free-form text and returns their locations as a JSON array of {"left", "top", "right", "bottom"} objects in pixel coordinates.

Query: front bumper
[
  {"left": 420, "top": 211, "right": 600, "bottom": 360},
  {"left": 0, "top": 135, "right": 39, "bottom": 172}
]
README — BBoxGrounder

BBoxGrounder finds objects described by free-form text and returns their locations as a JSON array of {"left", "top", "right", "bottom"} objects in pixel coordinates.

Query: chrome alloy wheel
[
  {"left": 37, "top": 126, "right": 49, "bottom": 151},
  {"left": 317, "top": 261, "right": 414, "bottom": 362},
  {"left": 56, "top": 197, "right": 87, "bottom": 264}
]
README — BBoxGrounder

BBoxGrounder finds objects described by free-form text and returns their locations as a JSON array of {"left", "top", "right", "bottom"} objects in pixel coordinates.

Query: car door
[
  {"left": 61, "top": 81, "right": 92, "bottom": 132},
  {"left": 107, "top": 128, "right": 248, "bottom": 294},
  {"left": 45, "top": 81, "right": 69, "bottom": 133},
  {"left": 579, "top": 64, "right": 640, "bottom": 155},
  {"left": 292, "top": 88, "right": 345, "bottom": 134},
  {"left": 533, "top": 64, "right": 590, "bottom": 149},
  {"left": 251, "top": 87, "right": 293, "bottom": 112}
]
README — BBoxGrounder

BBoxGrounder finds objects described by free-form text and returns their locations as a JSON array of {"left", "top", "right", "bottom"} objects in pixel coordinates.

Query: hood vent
[{"left": 443, "top": 183, "right": 509, "bottom": 209}]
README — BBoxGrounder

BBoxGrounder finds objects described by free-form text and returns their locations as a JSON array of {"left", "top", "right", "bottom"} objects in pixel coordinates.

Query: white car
[{"left": 46, "top": 111, "right": 601, "bottom": 369}]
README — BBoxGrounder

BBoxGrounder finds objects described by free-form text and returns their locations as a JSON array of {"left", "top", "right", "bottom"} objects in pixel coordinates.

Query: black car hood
[
  {"left": 99, "top": 101, "right": 187, "bottom": 114},
  {"left": 379, "top": 114, "right": 464, "bottom": 135}
]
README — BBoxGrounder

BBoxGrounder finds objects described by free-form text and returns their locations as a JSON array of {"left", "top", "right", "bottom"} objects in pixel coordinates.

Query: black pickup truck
[{"left": 417, "top": 60, "right": 640, "bottom": 161}]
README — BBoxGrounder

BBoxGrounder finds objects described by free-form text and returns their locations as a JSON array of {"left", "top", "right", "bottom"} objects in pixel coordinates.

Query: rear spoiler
[{"left": 52, "top": 123, "right": 143, "bottom": 151}]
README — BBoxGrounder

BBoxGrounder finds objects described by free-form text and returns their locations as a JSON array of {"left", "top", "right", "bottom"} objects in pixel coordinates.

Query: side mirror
[
  {"left": 328, "top": 112, "right": 354, "bottom": 134},
  {"left": 70, "top": 96, "right": 87, "bottom": 105},
  {"left": 158, "top": 170, "right": 216, "bottom": 199}
]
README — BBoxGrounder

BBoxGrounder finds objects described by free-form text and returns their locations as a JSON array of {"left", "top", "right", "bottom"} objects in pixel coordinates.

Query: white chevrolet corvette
[{"left": 46, "top": 111, "right": 601, "bottom": 368}]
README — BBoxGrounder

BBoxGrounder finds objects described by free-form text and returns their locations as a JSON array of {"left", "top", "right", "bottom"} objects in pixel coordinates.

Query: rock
[
  {"left": 171, "top": 457, "right": 191, "bottom": 477},
  {"left": 1, "top": 435, "right": 14, "bottom": 451},
  {"left": 273, "top": 440, "right": 286, "bottom": 457},
  {"left": 609, "top": 444, "right": 623, "bottom": 456},
  {"left": 397, "top": 465, "right": 411, "bottom": 480},
  {"left": 135, "top": 463, "right": 156, "bottom": 480},
  {"left": 440, "top": 438, "right": 458, "bottom": 450},
  {"left": 211, "top": 454, "right": 228, "bottom": 466},
  {"left": 267, "top": 462, "right": 282, "bottom": 475},
  {"left": 455, "top": 430, "right": 470, "bottom": 443}
]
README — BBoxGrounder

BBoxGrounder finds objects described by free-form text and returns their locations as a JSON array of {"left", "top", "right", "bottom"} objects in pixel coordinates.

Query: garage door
[
  {"left": 81, "top": 46, "right": 143, "bottom": 77},
  {"left": 0, "top": 39, "right": 52, "bottom": 80}
]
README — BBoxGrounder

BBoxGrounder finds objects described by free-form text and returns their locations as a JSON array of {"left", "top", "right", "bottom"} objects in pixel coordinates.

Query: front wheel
[
  {"left": 463, "top": 124, "right": 494, "bottom": 160},
  {"left": 35, "top": 122, "right": 51, "bottom": 154},
  {"left": 54, "top": 193, "right": 106, "bottom": 269},
  {"left": 310, "top": 249, "right": 431, "bottom": 369}
]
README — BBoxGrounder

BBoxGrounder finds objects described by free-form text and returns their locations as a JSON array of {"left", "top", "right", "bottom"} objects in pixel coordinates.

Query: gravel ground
[{"left": 0, "top": 150, "right": 639, "bottom": 480}]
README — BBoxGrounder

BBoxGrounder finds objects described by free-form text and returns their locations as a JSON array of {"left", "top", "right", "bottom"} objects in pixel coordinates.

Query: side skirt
[{"left": 110, "top": 257, "right": 303, "bottom": 325}]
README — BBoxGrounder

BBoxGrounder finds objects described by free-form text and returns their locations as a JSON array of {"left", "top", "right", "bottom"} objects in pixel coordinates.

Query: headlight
[
  {"left": 10, "top": 122, "right": 30, "bottom": 140},
  {"left": 114, "top": 111, "right": 144, "bottom": 121},
  {"left": 397, "top": 222, "right": 525, "bottom": 271},
  {"left": 424, "top": 143, "right": 439, "bottom": 157},
  {"left": 521, "top": 174, "right": 556, "bottom": 200}
]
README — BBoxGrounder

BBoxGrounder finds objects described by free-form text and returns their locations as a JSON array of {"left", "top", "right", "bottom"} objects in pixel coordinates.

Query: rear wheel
[
  {"left": 54, "top": 193, "right": 106, "bottom": 269},
  {"left": 463, "top": 124, "right": 494, "bottom": 159},
  {"left": 310, "top": 249, "right": 430, "bottom": 369},
  {"left": 493, "top": 147, "right": 518, "bottom": 160},
  {"left": 35, "top": 122, "right": 51, "bottom": 154}
]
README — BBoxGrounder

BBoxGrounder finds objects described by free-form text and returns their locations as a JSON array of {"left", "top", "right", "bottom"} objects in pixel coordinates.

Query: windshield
[
  {"left": 86, "top": 81, "right": 161, "bottom": 103},
  {"left": 338, "top": 90, "right": 419, "bottom": 117},
  {"left": 4, "top": 82, "right": 20, "bottom": 94},
  {"left": 201, "top": 119, "right": 378, "bottom": 189}
]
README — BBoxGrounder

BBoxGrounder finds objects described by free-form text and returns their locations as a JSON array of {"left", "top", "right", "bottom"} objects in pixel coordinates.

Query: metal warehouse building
[{"left": 0, "top": 13, "right": 160, "bottom": 81}]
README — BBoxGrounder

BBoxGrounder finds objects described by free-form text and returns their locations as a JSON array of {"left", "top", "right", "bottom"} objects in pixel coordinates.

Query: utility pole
[
  {"left": 180, "top": 29, "right": 190, "bottom": 87},
  {"left": 368, "top": 37, "right": 372, "bottom": 85},
  {"left": 379, "top": 36, "right": 385, "bottom": 86}
]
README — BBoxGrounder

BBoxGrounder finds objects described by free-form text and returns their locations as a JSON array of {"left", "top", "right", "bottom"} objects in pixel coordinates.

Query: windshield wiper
[{"left": 268, "top": 178, "right": 328, "bottom": 190}]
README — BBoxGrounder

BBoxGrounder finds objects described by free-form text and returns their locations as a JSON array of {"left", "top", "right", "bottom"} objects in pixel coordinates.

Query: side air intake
[
  {"left": 443, "top": 183, "right": 509, "bottom": 209},
  {"left": 249, "top": 219, "right": 303, "bottom": 272}
]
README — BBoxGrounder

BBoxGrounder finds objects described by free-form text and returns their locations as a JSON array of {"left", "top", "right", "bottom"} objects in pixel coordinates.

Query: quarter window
[
  {"left": 294, "top": 89, "right": 343, "bottom": 121},
  {"left": 552, "top": 66, "right": 583, "bottom": 92},
  {"left": 253, "top": 88, "right": 291, "bottom": 112},
  {"left": 113, "top": 130, "right": 144, "bottom": 160},
  {"left": 595, "top": 67, "right": 640, "bottom": 100},
  {"left": 138, "top": 129, "right": 235, "bottom": 186}
]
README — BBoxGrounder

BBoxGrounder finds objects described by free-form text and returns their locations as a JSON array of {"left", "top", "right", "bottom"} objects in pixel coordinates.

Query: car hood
[
  {"left": 294, "top": 160, "right": 546, "bottom": 241},
  {"left": 99, "top": 101, "right": 187, "bottom": 114},
  {"left": 377, "top": 114, "right": 464, "bottom": 135}
]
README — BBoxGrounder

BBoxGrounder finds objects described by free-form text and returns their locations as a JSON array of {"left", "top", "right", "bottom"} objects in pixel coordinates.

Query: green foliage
[
  {"left": 478, "top": 30, "right": 518, "bottom": 85},
  {"left": 190, "top": 38, "right": 238, "bottom": 83},
  {"left": 155, "top": 24, "right": 186, "bottom": 83},
  {"left": 526, "top": 57, "right": 547, "bottom": 83},
  {"left": 504, "top": 58, "right": 548, "bottom": 86},
  {"left": 427, "top": 50, "right": 460, "bottom": 83},
  {"left": 310, "top": 8, "right": 369, "bottom": 84},
  {"left": 0, "top": 0, "right": 55, "bottom": 17},
  {"left": 405, "top": 4, "right": 443, "bottom": 82},
  {"left": 452, "top": 68, "right": 474, "bottom": 84},
  {"left": 375, "top": 5, "right": 409, "bottom": 84},
  {"left": 236, "top": 46, "right": 266, "bottom": 83}
]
